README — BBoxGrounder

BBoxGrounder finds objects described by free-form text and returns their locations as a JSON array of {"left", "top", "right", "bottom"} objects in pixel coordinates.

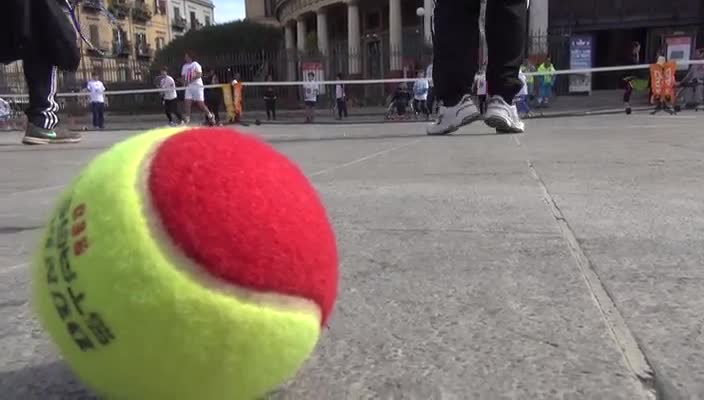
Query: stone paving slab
[{"left": 0, "top": 113, "right": 702, "bottom": 399}]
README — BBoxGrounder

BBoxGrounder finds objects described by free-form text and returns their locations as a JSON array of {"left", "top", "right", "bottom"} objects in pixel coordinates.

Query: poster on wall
[
  {"left": 665, "top": 36, "right": 692, "bottom": 71},
  {"left": 569, "top": 34, "right": 593, "bottom": 93},
  {"left": 301, "top": 61, "right": 326, "bottom": 94}
]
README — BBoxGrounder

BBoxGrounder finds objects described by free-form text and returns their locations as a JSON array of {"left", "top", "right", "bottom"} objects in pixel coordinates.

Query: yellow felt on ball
[{"left": 31, "top": 126, "right": 338, "bottom": 400}]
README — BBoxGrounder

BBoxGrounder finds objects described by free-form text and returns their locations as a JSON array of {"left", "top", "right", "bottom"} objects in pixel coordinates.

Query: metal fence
[{"left": 0, "top": 33, "right": 567, "bottom": 113}]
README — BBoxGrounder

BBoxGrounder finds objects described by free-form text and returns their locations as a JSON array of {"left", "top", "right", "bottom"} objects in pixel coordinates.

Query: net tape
[{"left": 1, "top": 61, "right": 703, "bottom": 99}]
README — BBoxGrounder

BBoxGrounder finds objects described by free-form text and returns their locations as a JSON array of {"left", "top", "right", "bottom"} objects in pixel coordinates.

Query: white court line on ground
[
  {"left": 0, "top": 262, "right": 29, "bottom": 275},
  {"left": 310, "top": 139, "right": 422, "bottom": 177},
  {"left": 561, "top": 123, "right": 700, "bottom": 131},
  {"left": 7, "top": 184, "right": 66, "bottom": 197}
]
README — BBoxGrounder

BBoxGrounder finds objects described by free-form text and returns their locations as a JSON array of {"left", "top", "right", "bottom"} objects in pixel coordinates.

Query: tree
[{"left": 153, "top": 20, "right": 283, "bottom": 71}]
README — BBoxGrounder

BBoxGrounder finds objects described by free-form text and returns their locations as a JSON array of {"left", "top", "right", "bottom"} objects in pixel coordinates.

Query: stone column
[
  {"left": 423, "top": 0, "right": 433, "bottom": 46},
  {"left": 347, "top": 0, "right": 361, "bottom": 75},
  {"left": 284, "top": 23, "right": 296, "bottom": 80},
  {"left": 296, "top": 16, "right": 307, "bottom": 52},
  {"left": 528, "top": 0, "right": 549, "bottom": 55},
  {"left": 389, "top": 0, "right": 403, "bottom": 72},
  {"left": 316, "top": 8, "right": 329, "bottom": 55}
]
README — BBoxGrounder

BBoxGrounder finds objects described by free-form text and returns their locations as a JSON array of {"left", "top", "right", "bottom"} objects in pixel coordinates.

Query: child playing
[
  {"left": 86, "top": 72, "right": 106, "bottom": 130},
  {"left": 303, "top": 72, "right": 319, "bottom": 123},
  {"left": 412, "top": 71, "right": 430, "bottom": 120}
]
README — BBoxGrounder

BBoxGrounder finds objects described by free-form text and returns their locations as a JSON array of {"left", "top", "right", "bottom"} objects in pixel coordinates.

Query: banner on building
[
  {"left": 650, "top": 61, "right": 677, "bottom": 102},
  {"left": 569, "top": 34, "right": 593, "bottom": 93},
  {"left": 665, "top": 36, "right": 693, "bottom": 71},
  {"left": 301, "top": 62, "right": 326, "bottom": 94}
]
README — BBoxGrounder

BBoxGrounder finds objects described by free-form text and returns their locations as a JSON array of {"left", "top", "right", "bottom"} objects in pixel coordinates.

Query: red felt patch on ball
[{"left": 148, "top": 127, "right": 338, "bottom": 325}]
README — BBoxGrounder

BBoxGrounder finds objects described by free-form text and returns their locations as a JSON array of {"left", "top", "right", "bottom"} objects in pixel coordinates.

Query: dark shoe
[{"left": 22, "top": 123, "right": 82, "bottom": 145}]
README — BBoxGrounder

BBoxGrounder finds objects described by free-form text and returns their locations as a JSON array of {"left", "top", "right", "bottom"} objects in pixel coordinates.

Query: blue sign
[{"left": 569, "top": 34, "right": 593, "bottom": 92}]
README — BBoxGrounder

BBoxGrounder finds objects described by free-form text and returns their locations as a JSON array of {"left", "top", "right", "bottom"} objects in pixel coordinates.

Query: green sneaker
[{"left": 22, "top": 123, "right": 82, "bottom": 145}]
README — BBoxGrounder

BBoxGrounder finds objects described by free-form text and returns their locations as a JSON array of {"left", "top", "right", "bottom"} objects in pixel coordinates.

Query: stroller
[{"left": 384, "top": 85, "right": 413, "bottom": 120}]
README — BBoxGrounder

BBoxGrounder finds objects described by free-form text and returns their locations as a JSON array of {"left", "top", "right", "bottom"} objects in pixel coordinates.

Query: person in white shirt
[
  {"left": 412, "top": 71, "right": 430, "bottom": 120},
  {"left": 472, "top": 66, "right": 488, "bottom": 114},
  {"left": 335, "top": 73, "right": 348, "bottom": 120},
  {"left": 180, "top": 52, "right": 215, "bottom": 125},
  {"left": 86, "top": 72, "right": 106, "bottom": 129},
  {"left": 159, "top": 66, "right": 183, "bottom": 125},
  {"left": 303, "top": 72, "right": 319, "bottom": 123}
]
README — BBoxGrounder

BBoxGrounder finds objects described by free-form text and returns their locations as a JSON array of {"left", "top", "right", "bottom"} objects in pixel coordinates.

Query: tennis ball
[{"left": 31, "top": 126, "right": 339, "bottom": 400}]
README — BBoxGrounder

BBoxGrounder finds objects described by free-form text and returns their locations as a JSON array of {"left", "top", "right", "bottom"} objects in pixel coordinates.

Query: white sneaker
[
  {"left": 426, "top": 95, "right": 481, "bottom": 135},
  {"left": 484, "top": 95, "right": 525, "bottom": 134}
]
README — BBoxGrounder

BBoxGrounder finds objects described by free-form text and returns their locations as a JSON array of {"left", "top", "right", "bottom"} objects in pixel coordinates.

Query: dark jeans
[
  {"left": 478, "top": 94, "right": 487, "bottom": 114},
  {"left": 90, "top": 102, "right": 104, "bottom": 129},
  {"left": 23, "top": 52, "right": 59, "bottom": 130},
  {"left": 413, "top": 99, "right": 429, "bottom": 116},
  {"left": 336, "top": 98, "right": 348, "bottom": 118},
  {"left": 265, "top": 99, "right": 276, "bottom": 120},
  {"left": 164, "top": 98, "right": 183, "bottom": 123},
  {"left": 432, "top": 0, "right": 526, "bottom": 106}
]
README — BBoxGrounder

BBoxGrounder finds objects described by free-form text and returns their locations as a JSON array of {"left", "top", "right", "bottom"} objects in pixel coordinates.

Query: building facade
[
  {"left": 245, "top": 0, "right": 280, "bottom": 26},
  {"left": 76, "top": 0, "right": 171, "bottom": 82},
  {"left": 269, "top": 0, "right": 701, "bottom": 83},
  {"left": 169, "top": 0, "right": 216, "bottom": 38},
  {"left": 276, "top": 0, "right": 436, "bottom": 79}
]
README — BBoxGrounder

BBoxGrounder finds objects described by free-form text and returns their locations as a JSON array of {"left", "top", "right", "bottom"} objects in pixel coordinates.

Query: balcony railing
[
  {"left": 131, "top": 2, "right": 153, "bottom": 22},
  {"left": 86, "top": 41, "right": 112, "bottom": 57},
  {"left": 172, "top": 16, "right": 187, "bottom": 30},
  {"left": 113, "top": 40, "right": 131, "bottom": 57},
  {"left": 82, "top": 0, "right": 104, "bottom": 12},
  {"left": 108, "top": 0, "right": 129, "bottom": 19},
  {"left": 157, "top": 0, "right": 167, "bottom": 15},
  {"left": 135, "top": 44, "right": 153, "bottom": 59}
]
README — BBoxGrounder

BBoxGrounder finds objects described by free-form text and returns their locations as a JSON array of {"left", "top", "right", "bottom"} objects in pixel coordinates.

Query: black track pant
[
  {"left": 164, "top": 98, "right": 183, "bottom": 123},
  {"left": 23, "top": 51, "right": 59, "bottom": 130},
  {"left": 432, "top": 0, "right": 526, "bottom": 106}
]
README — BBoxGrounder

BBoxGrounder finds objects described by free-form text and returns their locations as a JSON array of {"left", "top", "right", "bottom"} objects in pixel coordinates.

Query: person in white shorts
[{"left": 180, "top": 52, "right": 215, "bottom": 125}]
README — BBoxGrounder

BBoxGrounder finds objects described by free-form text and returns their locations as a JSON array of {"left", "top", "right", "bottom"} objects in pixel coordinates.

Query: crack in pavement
[{"left": 511, "top": 134, "right": 659, "bottom": 400}]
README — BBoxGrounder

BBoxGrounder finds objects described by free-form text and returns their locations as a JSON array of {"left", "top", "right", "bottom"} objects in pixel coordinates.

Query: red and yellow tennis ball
[{"left": 31, "top": 126, "right": 339, "bottom": 400}]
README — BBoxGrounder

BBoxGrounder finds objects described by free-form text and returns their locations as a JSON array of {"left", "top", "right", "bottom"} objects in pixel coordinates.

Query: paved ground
[{"left": 0, "top": 111, "right": 703, "bottom": 399}]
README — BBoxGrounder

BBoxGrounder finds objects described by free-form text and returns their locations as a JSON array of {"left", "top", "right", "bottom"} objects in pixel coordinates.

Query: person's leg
[
  {"left": 183, "top": 99, "right": 193, "bottom": 123},
  {"left": 485, "top": 0, "right": 525, "bottom": 103},
  {"left": 427, "top": 0, "right": 481, "bottom": 135},
  {"left": 173, "top": 100, "right": 184, "bottom": 122},
  {"left": 272, "top": 100, "right": 277, "bottom": 120},
  {"left": 193, "top": 87, "right": 214, "bottom": 125},
  {"left": 21, "top": 55, "right": 81, "bottom": 144},
  {"left": 432, "top": 0, "right": 480, "bottom": 106},
  {"left": 336, "top": 99, "right": 343, "bottom": 119},
  {"left": 427, "top": 88, "right": 434, "bottom": 115},
  {"left": 265, "top": 101, "right": 272, "bottom": 120},
  {"left": 483, "top": 0, "right": 527, "bottom": 134},
  {"left": 164, "top": 99, "right": 173, "bottom": 123},
  {"left": 91, "top": 102, "right": 99, "bottom": 128},
  {"left": 212, "top": 99, "right": 221, "bottom": 123},
  {"left": 98, "top": 102, "right": 105, "bottom": 129}
]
